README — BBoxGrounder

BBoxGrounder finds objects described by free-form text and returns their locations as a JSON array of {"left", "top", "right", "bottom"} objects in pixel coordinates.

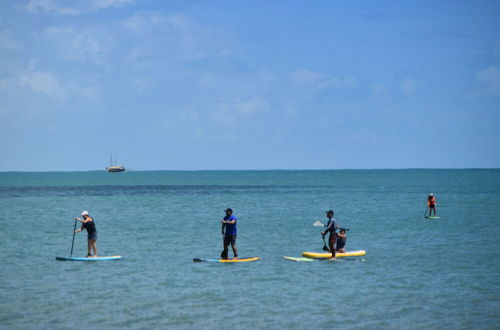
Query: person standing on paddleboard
[
  {"left": 427, "top": 193, "right": 437, "bottom": 217},
  {"left": 74, "top": 211, "right": 98, "bottom": 257},
  {"left": 321, "top": 210, "right": 338, "bottom": 259},
  {"left": 221, "top": 208, "right": 238, "bottom": 260}
]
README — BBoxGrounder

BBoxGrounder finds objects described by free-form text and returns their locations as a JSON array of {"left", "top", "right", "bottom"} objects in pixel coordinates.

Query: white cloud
[
  {"left": 23, "top": 0, "right": 134, "bottom": 15},
  {"left": 235, "top": 98, "right": 269, "bottom": 115},
  {"left": 289, "top": 68, "right": 354, "bottom": 91},
  {"left": 123, "top": 12, "right": 233, "bottom": 62},
  {"left": 0, "top": 60, "right": 65, "bottom": 103},
  {"left": 0, "top": 30, "right": 24, "bottom": 50},
  {"left": 371, "top": 84, "right": 388, "bottom": 100},
  {"left": 400, "top": 77, "right": 417, "bottom": 95},
  {"left": 477, "top": 66, "right": 500, "bottom": 96},
  {"left": 0, "top": 59, "right": 104, "bottom": 113},
  {"left": 42, "top": 26, "right": 111, "bottom": 65},
  {"left": 19, "top": 67, "right": 65, "bottom": 101},
  {"left": 290, "top": 68, "right": 327, "bottom": 85}
]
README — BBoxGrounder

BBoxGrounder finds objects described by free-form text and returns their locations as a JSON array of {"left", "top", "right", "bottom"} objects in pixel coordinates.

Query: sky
[{"left": 0, "top": 0, "right": 499, "bottom": 171}]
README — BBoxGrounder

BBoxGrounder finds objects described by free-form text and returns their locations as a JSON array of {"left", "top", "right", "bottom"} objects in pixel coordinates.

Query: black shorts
[
  {"left": 224, "top": 234, "right": 237, "bottom": 246},
  {"left": 87, "top": 231, "right": 97, "bottom": 241},
  {"left": 429, "top": 205, "right": 435, "bottom": 209},
  {"left": 336, "top": 239, "right": 346, "bottom": 250}
]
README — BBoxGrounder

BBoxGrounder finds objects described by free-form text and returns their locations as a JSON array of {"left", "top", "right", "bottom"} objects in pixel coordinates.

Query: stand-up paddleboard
[
  {"left": 301, "top": 250, "right": 366, "bottom": 259},
  {"left": 425, "top": 216, "right": 440, "bottom": 219},
  {"left": 283, "top": 256, "right": 315, "bottom": 262},
  {"left": 193, "top": 257, "right": 260, "bottom": 263},
  {"left": 56, "top": 256, "right": 123, "bottom": 261}
]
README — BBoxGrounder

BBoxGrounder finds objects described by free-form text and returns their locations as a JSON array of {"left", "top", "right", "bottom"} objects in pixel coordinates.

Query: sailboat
[{"left": 106, "top": 155, "right": 125, "bottom": 172}]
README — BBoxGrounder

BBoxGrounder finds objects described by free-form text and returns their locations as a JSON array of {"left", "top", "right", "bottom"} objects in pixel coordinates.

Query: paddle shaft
[
  {"left": 322, "top": 235, "right": 330, "bottom": 251},
  {"left": 424, "top": 207, "right": 429, "bottom": 217},
  {"left": 69, "top": 219, "right": 77, "bottom": 258}
]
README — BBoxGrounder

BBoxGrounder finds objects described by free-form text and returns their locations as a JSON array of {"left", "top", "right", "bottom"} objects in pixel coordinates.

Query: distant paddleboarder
[
  {"left": 74, "top": 211, "right": 98, "bottom": 257},
  {"left": 427, "top": 193, "right": 437, "bottom": 217},
  {"left": 221, "top": 208, "right": 238, "bottom": 260},
  {"left": 321, "top": 210, "right": 338, "bottom": 260}
]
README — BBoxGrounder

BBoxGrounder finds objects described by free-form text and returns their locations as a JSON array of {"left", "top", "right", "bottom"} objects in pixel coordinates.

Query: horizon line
[{"left": 1, "top": 167, "right": 499, "bottom": 173}]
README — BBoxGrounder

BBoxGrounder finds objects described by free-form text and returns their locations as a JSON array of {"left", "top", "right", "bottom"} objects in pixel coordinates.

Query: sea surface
[{"left": 0, "top": 169, "right": 499, "bottom": 329}]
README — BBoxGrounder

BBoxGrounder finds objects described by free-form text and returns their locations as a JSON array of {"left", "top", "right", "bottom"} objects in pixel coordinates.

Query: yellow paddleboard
[{"left": 301, "top": 250, "right": 366, "bottom": 259}]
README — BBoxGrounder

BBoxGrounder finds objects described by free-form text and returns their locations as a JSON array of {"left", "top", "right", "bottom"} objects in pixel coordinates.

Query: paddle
[
  {"left": 322, "top": 234, "right": 330, "bottom": 251},
  {"left": 69, "top": 219, "right": 77, "bottom": 258},
  {"left": 424, "top": 207, "right": 429, "bottom": 218}
]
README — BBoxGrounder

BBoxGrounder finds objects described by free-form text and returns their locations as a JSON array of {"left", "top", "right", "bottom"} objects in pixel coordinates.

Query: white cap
[
  {"left": 81, "top": 210, "right": 89, "bottom": 216},
  {"left": 429, "top": 193, "right": 433, "bottom": 196}
]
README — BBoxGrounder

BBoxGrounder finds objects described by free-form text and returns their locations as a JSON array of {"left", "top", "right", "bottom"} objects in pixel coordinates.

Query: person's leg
[
  {"left": 87, "top": 239, "right": 92, "bottom": 257},
  {"left": 221, "top": 236, "right": 229, "bottom": 259},
  {"left": 336, "top": 240, "right": 344, "bottom": 253},
  {"left": 230, "top": 235, "right": 238, "bottom": 259},
  {"left": 434, "top": 206, "right": 437, "bottom": 216},
  {"left": 92, "top": 240, "right": 98, "bottom": 257},
  {"left": 329, "top": 235, "right": 336, "bottom": 259}
]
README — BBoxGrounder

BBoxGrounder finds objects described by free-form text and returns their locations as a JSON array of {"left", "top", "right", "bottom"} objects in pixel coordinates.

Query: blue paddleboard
[{"left": 55, "top": 256, "right": 123, "bottom": 261}]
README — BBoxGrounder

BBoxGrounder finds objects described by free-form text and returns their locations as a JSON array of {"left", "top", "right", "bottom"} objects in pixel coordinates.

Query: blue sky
[{"left": 0, "top": 0, "right": 499, "bottom": 171}]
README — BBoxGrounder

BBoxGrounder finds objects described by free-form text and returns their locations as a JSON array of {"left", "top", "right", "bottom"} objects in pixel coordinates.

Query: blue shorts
[{"left": 87, "top": 231, "right": 97, "bottom": 241}]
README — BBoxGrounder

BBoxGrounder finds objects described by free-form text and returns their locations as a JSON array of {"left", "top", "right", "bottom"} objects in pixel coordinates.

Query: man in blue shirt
[
  {"left": 221, "top": 208, "right": 238, "bottom": 260},
  {"left": 321, "top": 210, "right": 338, "bottom": 259}
]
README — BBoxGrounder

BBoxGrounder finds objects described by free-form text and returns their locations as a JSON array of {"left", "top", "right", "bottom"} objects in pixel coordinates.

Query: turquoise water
[{"left": 0, "top": 169, "right": 499, "bottom": 329}]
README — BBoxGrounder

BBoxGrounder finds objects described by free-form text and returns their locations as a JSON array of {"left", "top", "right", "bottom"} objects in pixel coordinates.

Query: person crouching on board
[
  {"left": 321, "top": 210, "right": 337, "bottom": 260},
  {"left": 427, "top": 193, "right": 437, "bottom": 217},
  {"left": 74, "top": 211, "right": 98, "bottom": 257},
  {"left": 336, "top": 228, "right": 347, "bottom": 253},
  {"left": 221, "top": 208, "right": 238, "bottom": 260}
]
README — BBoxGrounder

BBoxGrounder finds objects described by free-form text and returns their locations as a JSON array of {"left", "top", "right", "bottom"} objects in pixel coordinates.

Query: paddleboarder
[
  {"left": 74, "top": 211, "right": 98, "bottom": 257},
  {"left": 321, "top": 210, "right": 338, "bottom": 259},
  {"left": 427, "top": 193, "right": 437, "bottom": 217},
  {"left": 221, "top": 208, "right": 238, "bottom": 260}
]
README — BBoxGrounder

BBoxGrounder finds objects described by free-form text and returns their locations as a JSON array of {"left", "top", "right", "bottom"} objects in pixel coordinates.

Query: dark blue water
[{"left": 0, "top": 169, "right": 499, "bottom": 328}]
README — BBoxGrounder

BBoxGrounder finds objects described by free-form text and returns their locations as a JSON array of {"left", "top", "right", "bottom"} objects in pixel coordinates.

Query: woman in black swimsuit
[{"left": 75, "top": 211, "right": 98, "bottom": 257}]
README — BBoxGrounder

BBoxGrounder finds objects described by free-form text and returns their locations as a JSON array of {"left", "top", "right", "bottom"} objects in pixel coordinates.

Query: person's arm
[
  {"left": 81, "top": 217, "right": 93, "bottom": 224},
  {"left": 221, "top": 216, "right": 236, "bottom": 225},
  {"left": 74, "top": 217, "right": 84, "bottom": 223},
  {"left": 75, "top": 225, "right": 84, "bottom": 233},
  {"left": 221, "top": 221, "right": 225, "bottom": 236},
  {"left": 322, "top": 220, "right": 333, "bottom": 236}
]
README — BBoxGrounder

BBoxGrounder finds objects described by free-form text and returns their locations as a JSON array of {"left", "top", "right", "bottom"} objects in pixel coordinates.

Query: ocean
[{"left": 0, "top": 169, "right": 499, "bottom": 329}]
